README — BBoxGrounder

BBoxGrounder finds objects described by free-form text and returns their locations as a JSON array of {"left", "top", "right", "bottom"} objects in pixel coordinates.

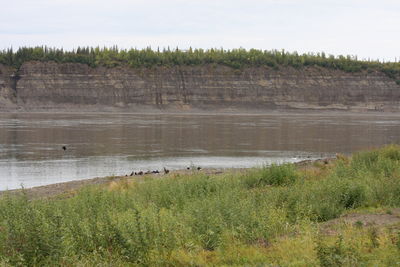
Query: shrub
[
  {"left": 338, "top": 183, "right": 367, "bottom": 209},
  {"left": 243, "top": 164, "right": 298, "bottom": 188},
  {"left": 316, "top": 236, "right": 360, "bottom": 267},
  {"left": 380, "top": 145, "right": 400, "bottom": 161}
]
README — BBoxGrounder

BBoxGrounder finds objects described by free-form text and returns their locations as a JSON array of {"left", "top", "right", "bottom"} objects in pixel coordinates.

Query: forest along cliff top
[{"left": 1, "top": 47, "right": 400, "bottom": 112}]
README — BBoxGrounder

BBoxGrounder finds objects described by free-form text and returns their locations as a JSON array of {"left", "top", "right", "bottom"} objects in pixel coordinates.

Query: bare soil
[{"left": 321, "top": 209, "right": 400, "bottom": 235}]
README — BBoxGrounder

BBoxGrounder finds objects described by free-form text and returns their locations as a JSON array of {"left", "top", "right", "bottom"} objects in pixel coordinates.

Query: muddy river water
[{"left": 0, "top": 112, "right": 399, "bottom": 190}]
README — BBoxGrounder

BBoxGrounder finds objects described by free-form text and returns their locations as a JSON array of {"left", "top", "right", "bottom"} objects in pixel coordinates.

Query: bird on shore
[
  {"left": 197, "top": 167, "right": 202, "bottom": 171},
  {"left": 163, "top": 167, "right": 169, "bottom": 174},
  {"left": 130, "top": 171, "right": 134, "bottom": 176},
  {"left": 62, "top": 146, "right": 67, "bottom": 151}
]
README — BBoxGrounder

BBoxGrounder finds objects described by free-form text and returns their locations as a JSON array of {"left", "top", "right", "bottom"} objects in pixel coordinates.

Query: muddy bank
[
  {"left": 0, "top": 168, "right": 232, "bottom": 200},
  {"left": 0, "top": 158, "right": 333, "bottom": 200}
]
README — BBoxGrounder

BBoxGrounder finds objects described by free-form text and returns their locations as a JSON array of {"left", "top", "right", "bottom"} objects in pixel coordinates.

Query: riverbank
[
  {"left": 0, "top": 167, "right": 235, "bottom": 200},
  {"left": 0, "top": 146, "right": 399, "bottom": 266},
  {"left": 0, "top": 159, "right": 326, "bottom": 200}
]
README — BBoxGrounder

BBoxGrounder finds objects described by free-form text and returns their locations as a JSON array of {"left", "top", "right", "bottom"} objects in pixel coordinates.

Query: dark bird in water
[
  {"left": 163, "top": 167, "right": 169, "bottom": 174},
  {"left": 197, "top": 167, "right": 202, "bottom": 171},
  {"left": 152, "top": 170, "right": 160, "bottom": 174},
  {"left": 138, "top": 171, "right": 143, "bottom": 175},
  {"left": 130, "top": 172, "right": 134, "bottom": 176},
  {"left": 62, "top": 146, "right": 67, "bottom": 151}
]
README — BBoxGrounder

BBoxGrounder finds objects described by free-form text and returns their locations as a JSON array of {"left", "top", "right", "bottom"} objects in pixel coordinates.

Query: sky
[{"left": 0, "top": 0, "right": 399, "bottom": 61}]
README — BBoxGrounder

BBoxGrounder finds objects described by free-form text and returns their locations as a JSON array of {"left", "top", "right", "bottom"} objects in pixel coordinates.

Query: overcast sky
[{"left": 1, "top": 0, "right": 399, "bottom": 61}]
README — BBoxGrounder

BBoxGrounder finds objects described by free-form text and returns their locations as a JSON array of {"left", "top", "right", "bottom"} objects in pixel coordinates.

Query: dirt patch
[{"left": 321, "top": 209, "right": 400, "bottom": 235}]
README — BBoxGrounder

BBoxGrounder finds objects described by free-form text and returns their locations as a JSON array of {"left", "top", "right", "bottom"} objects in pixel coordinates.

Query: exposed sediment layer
[{"left": 1, "top": 61, "right": 399, "bottom": 111}]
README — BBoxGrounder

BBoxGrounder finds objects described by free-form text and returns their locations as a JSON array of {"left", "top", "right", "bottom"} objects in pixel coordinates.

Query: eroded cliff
[
  {"left": 0, "top": 64, "right": 18, "bottom": 108},
  {"left": 1, "top": 61, "right": 399, "bottom": 111}
]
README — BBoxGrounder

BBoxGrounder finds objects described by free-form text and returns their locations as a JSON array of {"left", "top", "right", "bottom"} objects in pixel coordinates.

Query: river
[{"left": 0, "top": 112, "right": 399, "bottom": 190}]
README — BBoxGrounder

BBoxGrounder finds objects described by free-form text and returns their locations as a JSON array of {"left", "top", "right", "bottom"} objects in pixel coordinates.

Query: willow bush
[{"left": 0, "top": 145, "right": 399, "bottom": 266}]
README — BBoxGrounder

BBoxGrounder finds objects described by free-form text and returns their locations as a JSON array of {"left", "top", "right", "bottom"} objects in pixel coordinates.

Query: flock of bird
[
  {"left": 63, "top": 145, "right": 202, "bottom": 177},
  {"left": 127, "top": 166, "right": 201, "bottom": 177}
]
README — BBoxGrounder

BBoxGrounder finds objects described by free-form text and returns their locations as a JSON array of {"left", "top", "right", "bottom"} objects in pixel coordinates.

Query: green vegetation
[
  {"left": 1, "top": 145, "right": 400, "bottom": 266},
  {"left": 1, "top": 47, "right": 400, "bottom": 78}
]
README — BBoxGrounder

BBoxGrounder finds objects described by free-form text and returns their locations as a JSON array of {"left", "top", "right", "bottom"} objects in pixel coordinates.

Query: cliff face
[
  {"left": 1, "top": 61, "right": 399, "bottom": 111},
  {"left": 0, "top": 64, "right": 17, "bottom": 108}
]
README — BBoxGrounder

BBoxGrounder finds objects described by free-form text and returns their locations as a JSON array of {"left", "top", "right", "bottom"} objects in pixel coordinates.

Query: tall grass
[{"left": 0, "top": 145, "right": 399, "bottom": 266}]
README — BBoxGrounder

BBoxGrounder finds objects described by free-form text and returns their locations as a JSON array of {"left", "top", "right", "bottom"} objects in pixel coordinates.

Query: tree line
[{"left": 0, "top": 46, "right": 399, "bottom": 78}]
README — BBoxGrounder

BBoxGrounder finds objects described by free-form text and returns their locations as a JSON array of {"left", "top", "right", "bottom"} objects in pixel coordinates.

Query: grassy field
[{"left": 0, "top": 146, "right": 400, "bottom": 266}]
